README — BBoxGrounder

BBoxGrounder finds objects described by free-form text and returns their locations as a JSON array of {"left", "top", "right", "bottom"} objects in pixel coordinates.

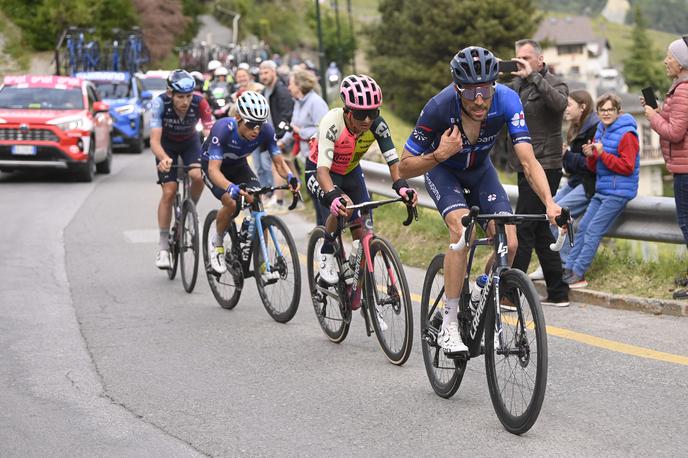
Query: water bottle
[{"left": 470, "top": 274, "right": 488, "bottom": 313}]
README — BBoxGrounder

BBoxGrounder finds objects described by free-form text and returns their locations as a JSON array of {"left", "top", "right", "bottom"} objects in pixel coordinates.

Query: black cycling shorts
[
  {"left": 156, "top": 136, "right": 202, "bottom": 184},
  {"left": 201, "top": 159, "right": 261, "bottom": 201},
  {"left": 305, "top": 158, "right": 370, "bottom": 225}
]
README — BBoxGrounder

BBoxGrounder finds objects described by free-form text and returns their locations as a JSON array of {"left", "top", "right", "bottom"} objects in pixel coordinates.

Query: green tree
[
  {"left": 623, "top": 6, "right": 667, "bottom": 93},
  {"left": 366, "top": 0, "right": 542, "bottom": 123},
  {"left": 306, "top": 2, "right": 356, "bottom": 72}
]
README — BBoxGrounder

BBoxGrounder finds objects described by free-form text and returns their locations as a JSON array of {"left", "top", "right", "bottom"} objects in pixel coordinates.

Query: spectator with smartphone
[
  {"left": 643, "top": 36, "right": 688, "bottom": 298},
  {"left": 566, "top": 93, "right": 639, "bottom": 289},
  {"left": 506, "top": 39, "right": 570, "bottom": 307}
]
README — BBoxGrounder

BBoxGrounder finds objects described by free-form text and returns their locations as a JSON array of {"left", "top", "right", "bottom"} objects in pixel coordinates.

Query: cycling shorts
[
  {"left": 425, "top": 161, "right": 512, "bottom": 220},
  {"left": 305, "top": 158, "right": 370, "bottom": 223},
  {"left": 156, "top": 136, "right": 202, "bottom": 184},
  {"left": 201, "top": 159, "right": 261, "bottom": 201}
]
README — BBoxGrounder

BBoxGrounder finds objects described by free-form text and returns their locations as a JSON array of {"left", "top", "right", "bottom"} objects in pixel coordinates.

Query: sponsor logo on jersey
[
  {"left": 326, "top": 124, "right": 337, "bottom": 142},
  {"left": 374, "top": 121, "right": 391, "bottom": 139},
  {"left": 511, "top": 111, "right": 525, "bottom": 127}
]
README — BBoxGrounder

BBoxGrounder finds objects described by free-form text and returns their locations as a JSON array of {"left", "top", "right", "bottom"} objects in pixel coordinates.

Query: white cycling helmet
[
  {"left": 207, "top": 59, "right": 222, "bottom": 72},
  {"left": 214, "top": 66, "right": 229, "bottom": 77},
  {"left": 236, "top": 91, "right": 270, "bottom": 122}
]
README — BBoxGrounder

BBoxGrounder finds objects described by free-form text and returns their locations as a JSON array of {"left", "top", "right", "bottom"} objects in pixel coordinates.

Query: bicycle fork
[{"left": 253, "top": 213, "right": 284, "bottom": 281}]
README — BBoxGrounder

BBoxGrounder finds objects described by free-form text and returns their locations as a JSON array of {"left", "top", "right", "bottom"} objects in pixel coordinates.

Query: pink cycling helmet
[{"left": 339, "top": 74, "right": 382, "bottom": 109}]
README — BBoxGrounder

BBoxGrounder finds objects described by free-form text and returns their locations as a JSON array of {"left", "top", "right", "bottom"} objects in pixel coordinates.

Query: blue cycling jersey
[
  {"left": 201, "top": 117, "right": 280, "bottom": 164},
  {"left": 150, "top": 93, "right": 212, "bottom": 142},
  {"left": 404, "top": 83, "right": 531, "bottom": 171}
]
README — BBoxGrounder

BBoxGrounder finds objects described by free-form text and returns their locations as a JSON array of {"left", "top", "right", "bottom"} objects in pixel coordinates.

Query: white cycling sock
[
  {"left": 159, "top": 230, "right": 169, "bottom": 250},
  {"left": 443, "top": 297, "right": 459, "bottom": 328},
  {"left": 213, "top": 232, "right": 224, "bottom": 247}
]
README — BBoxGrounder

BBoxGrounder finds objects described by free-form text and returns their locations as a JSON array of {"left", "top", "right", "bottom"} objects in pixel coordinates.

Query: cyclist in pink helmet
[{"left": 305, "top": 74, "right": 417, "bottom": 291}]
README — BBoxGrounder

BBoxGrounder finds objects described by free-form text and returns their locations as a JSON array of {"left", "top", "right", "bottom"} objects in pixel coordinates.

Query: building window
[{"left": 557, "top": 44, "right": 584, "bottom": 55}]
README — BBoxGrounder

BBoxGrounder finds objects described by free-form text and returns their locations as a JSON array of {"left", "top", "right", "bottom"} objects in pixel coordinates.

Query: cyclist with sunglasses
[
  {"left": 398, "top": 46, "right": 562, "bottom": 355},
  {"left": 201, "top": 90, "right": 300, "bottom": 274},
  {"left": 305, "top": 74, "right": 417, "bottom": 286},
  {"left": 152, "top": 69, "right": 213, "bottom": 270}
]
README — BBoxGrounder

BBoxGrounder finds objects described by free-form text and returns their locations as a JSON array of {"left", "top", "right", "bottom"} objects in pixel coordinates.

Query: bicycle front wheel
[
  {"left": 180, "top": 200, "right": 199, "bottom": 293},
  {"left": 167, "top": 226, "right": 179, "bottom": 281},
  {"left": 253, "top": 215, "right": 301, "bottom": 323},
  {"left": 202, "top": 210, "right": 243, "bottom": 309},
  {"left": 484, "top": 268, "right": 548, "bottom": 435},
  {"left": 306, "top": 226, "right": 349, "bottom": 343},
  {"left": 420, "top": 253, "right": 466, "bottom": 398},
  {"left": 366, "top": 237, "right": 413, "bottom": 365}
]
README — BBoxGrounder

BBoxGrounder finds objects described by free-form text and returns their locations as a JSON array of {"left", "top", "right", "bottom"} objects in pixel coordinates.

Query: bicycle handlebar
[
  {"left": 230, "top": 183, "right": 302, "bottom": 218},
  {"left": 343, "top": 190, "right": 418, "bottom": 226},
  {"left": 549, "top": 207, "right": 574, "bottom": 252}
]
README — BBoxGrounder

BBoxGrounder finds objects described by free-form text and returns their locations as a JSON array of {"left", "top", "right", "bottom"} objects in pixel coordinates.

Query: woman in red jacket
[{"left": 643, "top": 36, "right": 688, "bottom": 299}]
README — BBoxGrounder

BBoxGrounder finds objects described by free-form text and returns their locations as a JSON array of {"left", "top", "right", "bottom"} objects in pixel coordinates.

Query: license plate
[{"left": 12, "top": 145, "right": 37, "bottom": 156}]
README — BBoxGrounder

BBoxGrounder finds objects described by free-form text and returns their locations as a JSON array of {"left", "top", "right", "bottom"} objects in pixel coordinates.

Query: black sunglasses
[
  {"left": 349, "top": 108, "right": 380, "bottom": 121},
  {"left": 243, "top": 120, "right": 265, "bottom": 130}
]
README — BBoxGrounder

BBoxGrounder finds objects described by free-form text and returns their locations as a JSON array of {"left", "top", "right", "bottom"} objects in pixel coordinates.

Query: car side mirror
[
  {"left": 93, "top": 101, "right": 109, "bottom": 113},
  {"left": 141, "top": 90, "right": 153, "bottom": 100}
]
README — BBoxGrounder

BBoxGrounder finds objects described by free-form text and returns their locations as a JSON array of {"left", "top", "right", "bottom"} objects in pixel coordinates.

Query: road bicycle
[
  {"left": 62, "top": 26, "right": 82, "bottom": 75},
  {"left": 202, "top": 185, "right": 302, "bottom": 323},
  {"left": 108, "top": 28, "right": 123, "bottom": 71},
  {"left": 306, "top": 196, "right": 417, "bottom": 365},
  {"left": 165, "top": 164, "right": 200, "bottom": 293},
  {"left": 420, "top": 206, "right": 571, "bottom": 434},
  {"left": 124, "top": 27, "right": 149, "bottom": 74}
]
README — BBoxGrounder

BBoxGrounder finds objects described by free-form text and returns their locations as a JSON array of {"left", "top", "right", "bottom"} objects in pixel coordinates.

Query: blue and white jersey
[
  {"left": 201, "top": 117, "right": 280, "bottom": 165},
  {"left": 404, "top": 83, "right": 531, "bottom": 171}
]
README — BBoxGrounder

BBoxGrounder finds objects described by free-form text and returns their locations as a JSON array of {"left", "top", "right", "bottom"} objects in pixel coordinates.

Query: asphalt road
[{"left": 1, "top": 151, "right": 687, "bottom": 457}]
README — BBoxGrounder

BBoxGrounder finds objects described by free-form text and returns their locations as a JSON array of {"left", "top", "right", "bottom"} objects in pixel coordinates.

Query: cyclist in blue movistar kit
[
  {"left": 201, "top": 91, "right": 300, "bottom": 274},
  {"left": 151, "top": 69, "right": 213, "bottom": 270},
  {"left": 399, "top": 46, "right": 563, "bottom": 355}
]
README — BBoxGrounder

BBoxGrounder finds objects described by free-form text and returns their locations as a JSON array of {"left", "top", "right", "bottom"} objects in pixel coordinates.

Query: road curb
[{"left": 533, "top": 282, "right": 688, "bottom": 317}]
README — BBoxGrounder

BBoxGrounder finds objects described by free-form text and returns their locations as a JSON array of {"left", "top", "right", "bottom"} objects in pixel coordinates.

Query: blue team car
[{"left": 76, "top": 71, "right": 153, "bottom": 154}]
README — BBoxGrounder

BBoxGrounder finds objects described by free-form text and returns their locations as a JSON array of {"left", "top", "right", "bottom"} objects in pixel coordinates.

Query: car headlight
[
  {"left": 55, "top": 118, "right": 84, "bottom": 131},
  {"left": 115, "top": 104, "right": 136, "bottom": 115}
]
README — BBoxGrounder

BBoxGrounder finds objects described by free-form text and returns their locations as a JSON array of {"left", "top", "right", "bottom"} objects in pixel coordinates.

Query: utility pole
[
  {"left": 333, "top": 0, "right": 343, "bottom": 71},
  {"left": 315, "top": 0, "right": 328, "bottom": 102},
  {"left": 346, "top": 0, "right": 355, "bottom": 73}
]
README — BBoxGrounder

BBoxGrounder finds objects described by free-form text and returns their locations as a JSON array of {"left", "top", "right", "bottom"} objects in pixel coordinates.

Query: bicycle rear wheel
[
  {"left": 202, "top": 210, "right": 243, "bottom": 309},
  {"left": 420, "top": 253, "right": 466, "bottom": 398},
  {"left": 484, "top": 268, "right": 548, "bottom": 435},
  {"left": 306, "top": 226, "right": 350, "bottom": 343},
  {"left": 366, "top": 237, "right": 413, "bottom": 365},
  {"left": 253, "top": 215, "right": 301, "bottom": 323},
  {"left": 180, "top": 200, "right": 199, "bottom": 293}
]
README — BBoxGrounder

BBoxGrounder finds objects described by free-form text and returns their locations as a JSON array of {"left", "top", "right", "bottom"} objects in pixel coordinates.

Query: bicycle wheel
[
  {"left": 366, "top": 237, "right": 413, "bottom": 365},
  {"left": 306, "top": 226, "right": 350, "bottom": 343},
  {"left": 484, "top": 268, "right": 548, "bottom": 435},
  {"left": 252, "top": 215, "right": 301, "bottom": 323},
  {"left": 202, "top": 210, "right": 243, "bottom": 309},
  {"left": 179, "top": 200, "right": 199, "bottom": 293},
  {"left": 420, "top": 253, "right": 466, "bottom": 398},
  {"left": 167, "top": 225, "right": 179, "bottom": 280}
]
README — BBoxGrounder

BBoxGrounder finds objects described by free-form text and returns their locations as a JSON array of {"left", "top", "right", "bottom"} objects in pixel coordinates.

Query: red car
[{"left": 0, "top": 75, "right": 112, "bottom": 181}]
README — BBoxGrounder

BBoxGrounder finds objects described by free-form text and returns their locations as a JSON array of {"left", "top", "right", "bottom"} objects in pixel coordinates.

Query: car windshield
[
  {"left": 0, "top": 86, "right": 84, "bottom": 109},
  {"left": 140, "top": 78, "right": 167, "bottom": 91},
  {"left": 95, "top": 82, "right": 131, "bottom": 99}
]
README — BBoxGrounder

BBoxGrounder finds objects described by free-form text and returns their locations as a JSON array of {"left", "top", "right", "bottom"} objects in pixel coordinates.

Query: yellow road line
[{"left": 296, "top": 252, "right": 688, "bottom": 366}]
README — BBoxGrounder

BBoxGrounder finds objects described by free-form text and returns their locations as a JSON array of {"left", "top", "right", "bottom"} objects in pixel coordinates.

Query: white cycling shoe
[
  {"left": 209, "top": 239, "right": 227, "bottom": 274},
  {"left": 155, "top": 250, "right": 171, "bottom": 270},
  {"left": 319, "top": 253, "right": 339, "bottom": 285},
  {"left": 437, "top": 322, "right": 468, "bottom": 355}
]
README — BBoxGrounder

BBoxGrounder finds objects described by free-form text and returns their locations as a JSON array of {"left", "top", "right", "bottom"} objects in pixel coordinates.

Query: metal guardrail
[{"left": 360, "top": 160, "right": 684, "bottom": 244}]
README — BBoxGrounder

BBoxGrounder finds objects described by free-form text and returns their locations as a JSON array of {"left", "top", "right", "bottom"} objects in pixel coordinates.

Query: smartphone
[
  {"left": 278, "top": 120, "right": 292, "bottom": 132},
  {"left": 641, "top": 86, "right": 658, "bottom": 109},
  {"left": 499, "top": 60, "right": 519, "bottom": 73}
]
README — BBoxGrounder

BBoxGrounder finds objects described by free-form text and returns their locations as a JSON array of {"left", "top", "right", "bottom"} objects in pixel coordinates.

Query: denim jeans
[
  {"left": 551, "top": 183, "right": 591, "bottom": 265},
  {"left": 251, "top": 148, "right": 273, "bottom": 188},
  {"left": 565, "top": 193, "right": 629, "bottom": 277},
  {"left": 674, "top": 174, "right": 688, "bottom": 247}
]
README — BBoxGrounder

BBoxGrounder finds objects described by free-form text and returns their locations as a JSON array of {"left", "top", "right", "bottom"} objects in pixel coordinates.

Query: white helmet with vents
[{"left": 236, "top": 91, "right": 270, "bottom": 122}]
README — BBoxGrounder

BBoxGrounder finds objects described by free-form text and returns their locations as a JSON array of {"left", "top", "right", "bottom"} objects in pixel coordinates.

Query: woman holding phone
[{"left": 643, "top": 36, "right": 688, "bottom": 298}]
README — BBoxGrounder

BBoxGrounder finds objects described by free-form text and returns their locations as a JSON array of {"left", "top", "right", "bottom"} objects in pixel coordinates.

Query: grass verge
[{"left": 0, "top": 11, "right": 30, "bottom": 72}]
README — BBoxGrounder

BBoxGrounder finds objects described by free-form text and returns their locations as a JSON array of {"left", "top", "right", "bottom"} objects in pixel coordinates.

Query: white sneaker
[
  {"left": 319, "top": 253, "right": 339, "bottom": 285},
  {"left": 529, "top": 265, "right": 544, "bottom": 281},
  {"left": 155, "top": 250, "right": 171, "bottom": 269},
  {"left": 259, "top": 262, "right": 280, "bottom": 281},
  {"left": 209, "top": 238, "right": 227, "bottom": 274},
  {"left": 375, "top": 305, "right": 388, "bottom": 332},
  {"left": 437, "top": 322, "right": 468, "bottom": 355}
]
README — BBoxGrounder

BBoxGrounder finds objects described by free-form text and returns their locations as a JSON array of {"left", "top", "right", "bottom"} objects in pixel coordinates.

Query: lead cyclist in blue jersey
[
  {"left": 201, "top": 91, "right": 300, "bottom": 275},
  {"left": 399, "top": 46, "right": 563, "bottom": 355}
]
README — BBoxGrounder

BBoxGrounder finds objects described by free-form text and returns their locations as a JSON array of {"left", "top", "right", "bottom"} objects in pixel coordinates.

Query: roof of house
[{"left": 534, "top": 16, "right": 609, "bottom": 49}]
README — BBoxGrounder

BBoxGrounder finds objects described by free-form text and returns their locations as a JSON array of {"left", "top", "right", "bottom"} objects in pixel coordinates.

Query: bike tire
[
  {"left": 366, "top": 237, "right": 413, "bottom": 365},
  {"left": 420, "top": 253, "right": 466, "bottom": 398},
  {"left": 180, "top": 200, "right": 199, "bottom": 293},
  {"left": 306, "top": 226, "right": 349, "bottom": 343},
  {"left": 202, "top": 210, "right": 243, "bottom": 309},
  {"left": 167, "top": 224, "right": 179, "bottom": 281},
  {"left": 484, "top": 268, "right": 548, "bottom": 435},
  {"left": 252, "top": 215, "right": 301, "bottom": 323}
]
